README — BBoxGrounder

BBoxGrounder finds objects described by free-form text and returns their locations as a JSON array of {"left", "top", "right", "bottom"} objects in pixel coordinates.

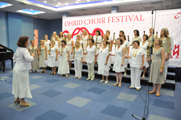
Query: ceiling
[{"left": 0, "top": 0, "right": 181, "bottom": 20}]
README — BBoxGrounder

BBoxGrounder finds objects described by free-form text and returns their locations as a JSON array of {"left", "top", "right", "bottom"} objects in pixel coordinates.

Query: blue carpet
[{"left": 0, "top": 60, "right": 180, "bottom": 120}]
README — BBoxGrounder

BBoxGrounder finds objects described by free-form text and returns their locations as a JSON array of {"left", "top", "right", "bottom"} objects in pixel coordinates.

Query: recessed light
[
  {"left": 44, "top": 1, "right": 47, "bottom": 3},
  {"left": 31, "top": 9, "right": 33, "bottom": 11},
  {"left": 65, "top": 3, "right": 68, "bottom": 5},
  {"left": 87, "top": 0, "right": 90, "bottom": 1},
  {"left": 56, "top": 4, "right": 59, "bottom": 6},
  {"left": 58, "top": 2, "right": 60, "bottom": 4},
  {"left": 54, "top": 0, "right": 56, "bottom": 1},
  {"left": 77, "top": 0, "right": 80, "bottom": 1},
  {"left": 76, "top": 1, "right": 78, "bottom": 3}
]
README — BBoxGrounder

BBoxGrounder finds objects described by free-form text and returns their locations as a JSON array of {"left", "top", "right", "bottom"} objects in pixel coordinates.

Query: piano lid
[{"left": 0, "top": 44, "right": 14, "bottom": 53}]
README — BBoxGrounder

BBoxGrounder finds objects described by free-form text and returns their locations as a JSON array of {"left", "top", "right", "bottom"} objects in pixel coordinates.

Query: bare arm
[
  {"left": 37, "top": 47, "right": 40, "bottom": 57},
  {"left": 71, "top": 40, "right": 74, "bottom": 54},
  {"left": 110, "top": 41, "right": 113, "bottom": 51},
  {"left": 55, "top": 49, "right": 58, "bottom": 60},
  {"left": 161, "top": 48, "right": 165, "bottom": 68},
  {"left": 141, "top": 54, "right": 144, "bottom": 69},
  {"left": 122, "top": 47, "right": 125, "bottom": 65}
]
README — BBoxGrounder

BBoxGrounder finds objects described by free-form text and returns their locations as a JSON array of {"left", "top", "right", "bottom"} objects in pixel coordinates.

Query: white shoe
[
  {"left": 124, "top": 73, "right": 127, "bottom": 76},
  {"left": 91, "top": 78, "right": 94, "bottom": 81},
  {"left": 99, "top": 80, "right": 105, "bottom": 83},
  {"left": 105, "top": 81, "right": 109, "bottom": 84},
  {"left": 87, "top": 78, "right": 90, "bottom": 80}
]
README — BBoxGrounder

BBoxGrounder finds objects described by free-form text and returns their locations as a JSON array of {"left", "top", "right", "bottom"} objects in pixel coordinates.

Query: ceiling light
[
  {"left": 58, "top": 2, "right": 60, "bottom": 4},
  {"left": 0, "top": 2, "right": 12, "bottom": 9},
  {"left": 65, "top": 3, "right": 68, "bottom": 5},
  {"left": 56, "top": 4, "right": 59, "bottom": 6},
  {"left": 16, "top": 9, "right": 45, "bottom": 15},
  {"left": 76, "top": 1, "right": 78, "bottom": 3},
  {"left": 87, "top": 0, "right": 90, "bottom": 1},
  {"left": 54, "top": 0, "right": 56, "bottom": 1},
  {"left": 44, "top": 1, "right": 47, "bottom": 3},
  {"left": 77, "top": 0, "right": 80, "bottom": 1}
]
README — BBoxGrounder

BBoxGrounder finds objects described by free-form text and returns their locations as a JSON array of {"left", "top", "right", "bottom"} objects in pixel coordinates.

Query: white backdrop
[{"left": 63, "top": 9, "right": 181, "bottom": 67}]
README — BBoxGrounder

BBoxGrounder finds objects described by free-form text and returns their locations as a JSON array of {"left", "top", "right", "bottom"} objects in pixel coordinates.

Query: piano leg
[{"left": 11, "top": 59, "right": 13, "bottom": 68}]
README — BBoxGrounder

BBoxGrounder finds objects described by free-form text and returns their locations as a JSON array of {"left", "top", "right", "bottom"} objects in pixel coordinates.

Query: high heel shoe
[
  {"left": 118, "top": 83, "right": 121, "bottom": 87},
  {"left": 114, "top": 83, "right": 119, "bottom": 86},
  {"left": 50, "top": 73, "right": 54, "bottom": 75},
  {"left": 30, "top": 70, "right": 33, "bottom": 73},
  {"left": 41, "top": 71, "right": 44, "bottom": 73},
  {"left": 14, "top": 99, "right": 20, "bottom": 104},
  {"left": 53, "top": 73, "right": 56, "bottom": 75},
  {"left": 66, "top": 74, "right": 68, "bottom": 77},
  {"left": 20, "top": 102, "right": 31, "bottom": 107},
  {"left": 44, "top": 71, "right": 46, "bottom": 74},
  {"left": 149, "top": 91, "right": 156, "bottom": 94},
  {"left": 35, "top": 70, "right": 38, "bottom": 73},
  {"left": 156, "top": 93, "right": 160, "bottom": 97}
]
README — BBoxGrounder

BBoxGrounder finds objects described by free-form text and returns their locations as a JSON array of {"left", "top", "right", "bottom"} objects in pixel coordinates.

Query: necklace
[{"left": 133, "top": 50, "right": 138, "bottom": 57}]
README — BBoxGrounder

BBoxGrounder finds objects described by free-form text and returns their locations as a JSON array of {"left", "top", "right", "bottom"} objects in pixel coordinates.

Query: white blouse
[
  {"left": 93, "top": 36, "right": 102, "bottom": 44},
  {"left": 130, "top": 48, "right": 144, "bottom": 68},
  {"left": 13, "top": 47, "right": 34, "bottom": 70},
  {"left": 86, "top": 45, "right": 96, "bottom": 63},
  {"left": 74, "top": 47, "right": 83, "bottom": 60},
  {"left": 140, "top": 41, "right": 149, "bottom": 55}
]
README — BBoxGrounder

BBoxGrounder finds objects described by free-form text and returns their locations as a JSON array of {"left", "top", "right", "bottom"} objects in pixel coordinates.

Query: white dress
[
  {"left": 130, "top": 48, "right": 144, "bottom": 68},
  {"left": 98, "top": 47, "right": 110, "bottom": 76},
  {"left": 67, "top": 39, "right": 74, "bottom": 61},
  {"left": 140, "top": 41, "right": 149, "bottom": 68},
  {"left": 113, "top": 45, "right": 124, "bottom": 73},
  {"left": 48, "top": 46, "right": 58, "bottom": 67},
  {"left": 108, "top": 36, "right": 114, "bottom": 64},
  {"left": 58, "top": 46, "right": 69, "bottom": 74},
  {"left": 123, "top": 40, "right": 130, "bottom": 68},
  {"left": 93, "top": 35, "right": 102, "bottom": 48},
  {"left": 12, "top": 47, "right": 34, "bottom": 99},
  {"left": 74, "top": 47, "right": 83, "bottom": 78},
  {"left": 82, "top": 35, "right": 88, "bottom": 61}
]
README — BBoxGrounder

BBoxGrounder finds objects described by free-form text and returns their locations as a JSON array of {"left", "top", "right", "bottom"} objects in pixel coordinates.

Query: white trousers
[
  {"left": 164, "top": 60, "right": 168, "bottom": 80},
  {"left": 74, "top": 59, "right": 82, "bottom": 78},
  {"left": 131, "top": 67, "right": 142, "bottom": 89},
  {"left": 87, "top": 62, "right": 95, "bottom": 79}
]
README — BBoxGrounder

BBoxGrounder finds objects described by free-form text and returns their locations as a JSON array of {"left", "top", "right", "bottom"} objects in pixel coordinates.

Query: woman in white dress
[
  {"left": 140, "top": 34, "right": 150, "bottom": 78},
  {"left": 131, "top": 30, "right": 142, "bottom": 46},
  {"left": 110, "top": 38, "right": 125, "bottom": 87},
  {"left": 76, "top": 34, "right": 83, "bottom": 45},
  {"left": 48, "top": 40, "right": 58, "bottom": 75},
  {"left": 83, "top": 39, "right": 96, "bottom": 81},
  {"left": 128, "top": 41, "right": 144, "bottom": 90},
  {"left": 58, "top": 40, "right": 70, "bottom": 77},
  {"left": 67, "top": 33, "right": 74, "bottom": 68},
  {"left": 82, "top": 30, "right": 88, "bottom": 63},
  {"left": 28, "top": 40, "right": 39, "bottom": 73},
  {"left": 44, "top": 34, "right": 51, "bottom": 50},
  {"left": 73, "top": 40, "right": 83, "bottom": 79},
  {"left": 59, "top": 32, "right": 65, "bottom": 42},
  {"left": 51, "top": 31, "right": 57, "bottom": 41},
  {"left": 13, "top": 36, "right": 35, "bottom": 107},
  {"left": 39, "top": 40, "right": 47, "bottom": 73},
  {"left": 120, "top": 35, "right": 130, "bottom": 76},
  {"left": 147, "top": 28, "right": 156, "bottom": 46},
  {"left": 93, "top": 30, "right": 102, "bottom": 52},
  {"left": 160, "top": 28, "right": 171, "bottom": 80},
  {"left": 97, "top": 41, "right": 110, "bottom": 84}
]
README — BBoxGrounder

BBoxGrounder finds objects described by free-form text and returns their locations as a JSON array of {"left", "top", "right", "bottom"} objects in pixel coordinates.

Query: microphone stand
[{"left": 132, "top": 9, "right": 155, "bottom": 120}]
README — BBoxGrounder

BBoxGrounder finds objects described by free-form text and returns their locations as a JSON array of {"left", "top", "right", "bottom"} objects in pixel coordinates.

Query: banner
[{"left": 63, "top": 9, "right": 181, "bottom": 67}]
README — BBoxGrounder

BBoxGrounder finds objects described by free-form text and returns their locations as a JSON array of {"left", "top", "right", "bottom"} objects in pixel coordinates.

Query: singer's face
[
  {"left": 77, "top": 36, "right": 81, "bottom": 40},
  {"left": 45, "top": 35, "right": 48, "bottom": 39},
  {"left": 155, "top": 39, "right": 159, "bottom": 45},
  {"left": 106, "top": 31, "right": 109, "bottom": 35},
  {"left": 96, "top": 32, "right": 99, "bottom": 35},
  {"left": 134, "top": 31, "right": 137, "bottom": 36},
  {"left": 89, "top": 40, "right": 92, "bottom": 45},
  {"left": 143, "top": 36, "right": 146, "bottom": 41},
  {"left": 119, "top": 32, "right": 123, "bottom": 36},
  {"left": 67, "top": 35, "right": 71, "bottom": 39},
  {"left": 117, "top": 39, "right": 120, "bottom": 45},
  {"left": 133, "top": 42, "right": 138, "bottom": 48},
  {"left": 103, "top": 41, "right": 106, "bottom": 46},
  {"left": 51, "top": 42, "right": 55, "bottom": 45},
  {"left": 41, "top": 41, "right": 44, "bottom": 45},
  {"left": 120, "top": 36, "right": 124, "bottom": 41},
  {"left": 161, "top": 30, "right": 164, "bottom": 35},
  {"left": 31, "top": 41, "right": 35, "bottom": 45},
  {"left": 25, "top": 40, "right": 29, "bottom": 47}
]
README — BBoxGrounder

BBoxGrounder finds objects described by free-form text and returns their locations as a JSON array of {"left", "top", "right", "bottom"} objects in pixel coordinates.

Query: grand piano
[{"left": 0, "top": 44, "right": 14, "bottom": 73}]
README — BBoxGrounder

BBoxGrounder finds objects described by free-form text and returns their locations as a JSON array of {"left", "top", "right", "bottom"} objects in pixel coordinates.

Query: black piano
[{"left": 0, "top": 44, "right": 14, "bottom": 72}]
